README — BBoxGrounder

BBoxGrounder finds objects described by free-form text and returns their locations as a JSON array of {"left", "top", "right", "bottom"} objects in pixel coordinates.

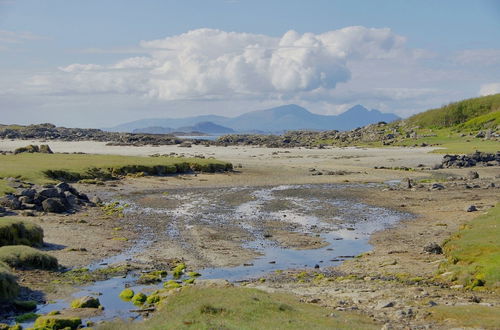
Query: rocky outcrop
[
  {"left": 438, "top": 151, "right": 500, "bottom": 168},
  {"left": 0, "top": 123, "right": 206, "bottom": 146},
  {"left": 0, "top": 182, "right": 95, "bottom": 215}
]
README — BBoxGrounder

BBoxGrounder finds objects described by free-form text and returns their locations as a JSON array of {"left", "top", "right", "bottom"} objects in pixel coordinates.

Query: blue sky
[{"left": 1, "top": 0, "right": 499, "bottom": 127}]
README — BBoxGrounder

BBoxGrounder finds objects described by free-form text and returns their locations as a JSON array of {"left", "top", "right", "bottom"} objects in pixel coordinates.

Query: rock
[
  {"left": 19, "top": 188, "right": 36, "bottom": 198},
  {"left": 38, "top": 188, "right": 62, "bottom": 199},
  {"left": 91, "top": 196, "right": 102, "bottom": 205},
  {"left": 42, "top": 198, "right": 68, "bottom": 213},
  {"left": 466, "top": 205, "right": 477, "bottom": 212},
  {"left": 55, "top": 182, "right": 71, "bottom": 192},
  {"left": 376, "top": 300, "right": 395, "bottom": 309},
  {"left": 0, "top": 195, "right": 21, "bottom": 210},
  {"left": 423, "top": 242, "right": 443, "bottom": 254},
  {"left": 467, "top": 171, "right": 479, "bottom": 180},
  {"left": 195, "top": 279, "right": 233, "bottom": 288},
  {"left": 70, "top": 296, "right": 101, "bottom": 309},
  {"left": 430, "top": 183, "right": 445, "bottom": 190},
  {"left": 18, "top": 196, "right": 34, "bottom": 204}
]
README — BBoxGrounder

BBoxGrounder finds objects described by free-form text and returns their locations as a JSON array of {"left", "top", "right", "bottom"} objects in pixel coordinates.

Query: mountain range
[{"left": 107, "top": 104, "right": 400, "bottom": 134}]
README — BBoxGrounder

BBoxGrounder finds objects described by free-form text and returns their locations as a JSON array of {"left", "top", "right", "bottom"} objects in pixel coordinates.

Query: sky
[{"left": 0, "top": 0, "right": 499, "bottom": 128}]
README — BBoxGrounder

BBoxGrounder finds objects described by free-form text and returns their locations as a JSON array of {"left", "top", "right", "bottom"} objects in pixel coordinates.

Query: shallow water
[{"left": 19, "top": 183, "right": 411, "bottom": 326}]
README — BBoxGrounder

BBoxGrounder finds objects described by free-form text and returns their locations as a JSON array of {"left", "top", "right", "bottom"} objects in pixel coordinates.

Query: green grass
[
  {"left": 0, "top": 260, "right": 18, "bottom": 302},
  {"left": 459, "top": 111, "right": 500, "bottom": 131},
  {"left": 0, "top": 153, "right": 232, "bottom": 195},
  {"left": 439, "top": 204, "right": 500, "bottom": 290},
  {"left": 427, "top": 305, "right": 500, "bottom": 329},
  {"left": 100, "top": 286, "right": 378, "bottom": 330},
  {"left": 0, "top": 245, "right": 58, "bottom": 270},
  {"left": 0, "top": 218, "right": 44, "bottom": 247},
  {"left": 406, "top": 93, "right": 500, "bottom": 128}
]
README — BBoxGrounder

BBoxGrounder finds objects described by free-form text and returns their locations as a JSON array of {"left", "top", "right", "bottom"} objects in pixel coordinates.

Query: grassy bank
[
  {"left": 0, "top": 153, "right": 232, "bottom": 195},
  {"left": 100, "top": 286, "right": 378, "bottom": 329},
  {"left": 439, "top": 204, "right": 500, "bottom": 290}
]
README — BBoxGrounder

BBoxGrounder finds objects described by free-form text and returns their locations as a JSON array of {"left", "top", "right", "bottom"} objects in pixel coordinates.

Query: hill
[{"left": 405, "top": 93, "right": 500, "bottom": 129}]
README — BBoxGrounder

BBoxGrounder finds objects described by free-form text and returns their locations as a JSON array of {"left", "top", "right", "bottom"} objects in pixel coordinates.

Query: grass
[
  {"left": 0, "top": 245, "right": 58, "bottom": 270},
  {"left": 426, "top": 305, "right": 500, "bottom": 329},
  {"left": 405, "top": 93, "right": 500, "bottom": 128},
  {"left": 439, "top": 204, "right": 500, "bottom": 290},
  {"left": 0, "top": 218, "right": 44, "bottom": 247},
  {"left": 100, "top": 286, "right": 379, "bottom": 329},
  {"left": 0, "top": 260, "right": 18, "bottom": 302},
  {"left": 0, "top": 153, "right": 232, "bottom": 195}
]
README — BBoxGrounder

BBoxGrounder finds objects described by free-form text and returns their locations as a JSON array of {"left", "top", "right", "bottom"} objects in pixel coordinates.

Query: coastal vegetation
[
  {"left": 101, "top": 286, "right": 378, "bottom": 330},
  {"left": 0, "top": 153, "right": 232, "bottom": 195},
  {"left": 439, "top": 204, "right": 500, "bottom": 290}
]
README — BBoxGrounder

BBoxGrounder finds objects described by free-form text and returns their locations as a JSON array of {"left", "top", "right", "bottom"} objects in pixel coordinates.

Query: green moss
[
  {"left": 440, "top": 204, "right": 500, "bottom": 289},
  {"left": 163, "top": 280, "right": 182, "bottom": 289},
  {"left": 172, "top": 263, "right": 186, "bottom": 278},
  {"left": 183, "top": 278, "right": 195, "bottom": 284},
  {"left": 119, "top": 288, "right": 134, "bottom": 300},
  {"left": 187, "top": 271, "right": 201, "bottom": 277},
  {"left": 145, "top": 294, "right": 161, "bottom": 305},
  {"left": 14, "top": 312, "right": 39, "bottom": 322},
  {"left": 0, "top": 245, "right": 58, "bottom": 270},
  {"left": 33, "top": 315, "right": 82, "bottom": 330},
  {"left": 131, "top": 292, "right": 147, "bottom": 305},
  {"left": 0, "top": 218, "right": 44, "bottom": 247}
]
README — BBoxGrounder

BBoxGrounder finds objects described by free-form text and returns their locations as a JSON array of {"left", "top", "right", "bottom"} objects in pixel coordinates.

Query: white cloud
[
  {"left": 29, "top": 27, "right": 410, "bottom": 100},
  {"left": 479, "top": 83, "right": 500, "bottom": 96},
  {"left": 454, "top": 49, "right": 500, "bottom": 66}
]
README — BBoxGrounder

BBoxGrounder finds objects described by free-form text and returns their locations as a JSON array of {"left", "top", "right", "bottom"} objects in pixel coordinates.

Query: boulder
[
  {"left": 70, "top": 296, "right": 101, "bottom": 309},
  {"left": 55, "top": 182, "right": 71, "bottom": 193},
  {"left": 0, "top": 195, "right": 21, "bottom": 210},
  {"left": 42, "top": 198, "right": 68, "bottom": 213},
  {"left": 38, "top": 188, "right": 62, "bottom": 199},
  {"left": 39, "top": 144, "right": 53, "bottom": 154},
  {"left": 18, "top": 196, "right": 34, "bottom": 205},
  {"left": 423, "top": 242, "right": 442, "bottom": 254},
  {"left": 18, "top": 188, "right": 36, "bottom": 198},
  {"left": 33, "top": 315, "right": 82, "bottom": 330}
]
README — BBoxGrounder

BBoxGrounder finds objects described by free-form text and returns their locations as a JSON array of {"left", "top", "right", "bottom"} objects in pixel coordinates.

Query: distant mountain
[
  {"left": 107, "top": 104, "right": 400, "bottom": 133},
  {"left": 132, "top": 126, "right": 173, "bottom": 134},
  {"left": 177, "top": 121, "right": 235, "bottom": 134}
]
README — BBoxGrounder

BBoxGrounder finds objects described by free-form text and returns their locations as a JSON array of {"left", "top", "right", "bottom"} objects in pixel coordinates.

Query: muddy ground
[{"left": 1, "top": 141, "right": 499, "bottom": 328}]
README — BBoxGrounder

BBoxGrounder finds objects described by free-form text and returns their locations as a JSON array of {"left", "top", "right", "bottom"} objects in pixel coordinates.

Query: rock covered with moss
[
  {"left": 70, "top": 295, "right": 101, "bottom": 309},
  {"left": 33, "top": 315, "right": 82, "bottom": 330},
  {"left": 0, "top": 218, "right": 43, "bottom": 247},
  {"left": 0, "top": 245, "right": 58, "bottom": 270}
]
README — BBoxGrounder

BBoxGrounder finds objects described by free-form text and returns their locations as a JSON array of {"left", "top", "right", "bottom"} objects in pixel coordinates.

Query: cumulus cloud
[
  {"left": 479, "top": 83, "right": 500, "bottom": 96},
  {"left": 30, "top": 27, "right": 411, "bottom": 100}
]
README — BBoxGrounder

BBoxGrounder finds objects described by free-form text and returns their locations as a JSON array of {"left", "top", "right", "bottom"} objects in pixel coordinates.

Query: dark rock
[
  {"left": 376, "top": 300, "right": 395, "bottom": 309},
  {"left": 0, "top": 194, "right": 22, "bottom": 210},
  {"left": 423, "top": 242, "right": 443, "bottom": 254},
  {"left": 39, "top": 188, "right": 62, "bottom": 199},
  {"left": 56, "top": 182, "right": 71, "bottom": 192},
  {"left": 430, "top": 183, "right": 445, "bottom": 190},
  {"left": 466, "top": 205, "right": 477, "bottom": 212},
  {"left": 19, "top": 188, "right": 37, "bottom": 198},
  {"left": 42, "top": 198, "right": 68, "bottom": 213},
  {"left": 18, "top": 195, "right": 34, "bottom": 204}
]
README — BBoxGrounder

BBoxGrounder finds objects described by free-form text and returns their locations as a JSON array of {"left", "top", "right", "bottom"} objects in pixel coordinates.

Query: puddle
[{"left": 16, "top": 183, "right": 411, "bottom": 327}]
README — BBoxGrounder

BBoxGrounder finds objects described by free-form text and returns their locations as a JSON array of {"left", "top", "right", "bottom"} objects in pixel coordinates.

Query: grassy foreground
[
  {"left": 100, "top": 286, "right": 378, "bottom": 330},
  {"left": 439, "top": 204, "right": 500, "bottom": 290},
  {"left": 0, "top": 153, "right": 232, "bottom": 195}
]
